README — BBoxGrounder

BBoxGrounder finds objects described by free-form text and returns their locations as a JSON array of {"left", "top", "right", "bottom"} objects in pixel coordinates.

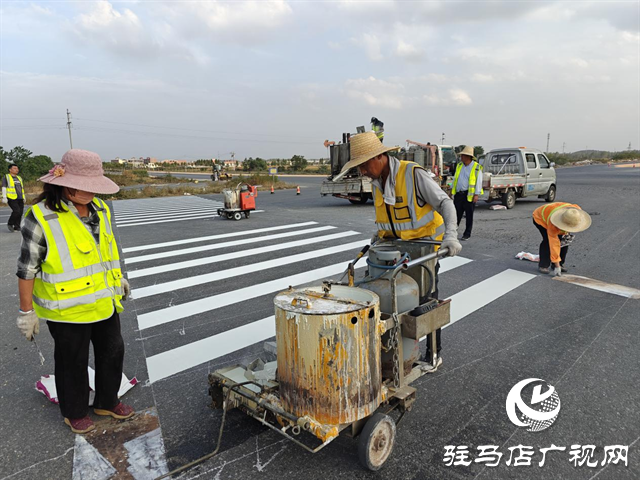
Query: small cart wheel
[
  {"left": 226, "top": 213, "right": 233, "bottom": 219},
  {"left": 244, "top": 211, "right": 250, "bottom": 219},
  {"left": 358, "top": 413, "right": 396, "bottom": 471},
  {"left": 233, "top": 212, "right": 242, "bottom": 221}
]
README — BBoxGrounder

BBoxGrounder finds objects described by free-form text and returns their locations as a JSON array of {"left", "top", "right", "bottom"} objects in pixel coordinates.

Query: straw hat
[
  {"left": 458, "top": 145, "right": 476, "bottom": 160},
  {"left": 39, "top": 149, "right": 119, "bottom": 194},
  {"left": 549, "top": 207, "right": 591, "bottom": 233},
  {"left": 332, "top": 132, "right": 399, "bottom": 182}
]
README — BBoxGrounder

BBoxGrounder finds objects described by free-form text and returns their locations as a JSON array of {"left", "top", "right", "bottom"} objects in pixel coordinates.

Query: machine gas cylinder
[{"left": 360, "top": 245, "right": 421, "bottom": 376}]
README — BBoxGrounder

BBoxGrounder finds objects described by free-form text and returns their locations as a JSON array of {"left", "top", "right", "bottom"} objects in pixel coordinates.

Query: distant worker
[
  {"left": 451, "top": 145, "right": 483, "bottom": 241},
  {"left": 333, "top": 132, "right": 462, "bottom": 373},
  {"left": 16, "top": 149, "right": 134, "bottom": 434},
  {"left": 532, "top": 202, "right": 591, "bottom": 275},
  {"left": 371, "top": 117, "right": 384, "bottom": 143},
  {"left": 2, "top": 163, "right": 25, "bottom": 232}
]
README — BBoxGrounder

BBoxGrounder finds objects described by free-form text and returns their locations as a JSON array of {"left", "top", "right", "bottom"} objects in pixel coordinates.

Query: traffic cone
[
  {"left": 270, "top": 185, "right": 274, "bottom": 194},
  {"left": 296, "top": 186, "right": 301, "bottom": 195}
]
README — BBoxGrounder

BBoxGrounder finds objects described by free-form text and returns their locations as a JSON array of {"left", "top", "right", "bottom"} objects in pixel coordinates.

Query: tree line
[{"left": 1, "top": 146, "right": 54, "bottom": 182}]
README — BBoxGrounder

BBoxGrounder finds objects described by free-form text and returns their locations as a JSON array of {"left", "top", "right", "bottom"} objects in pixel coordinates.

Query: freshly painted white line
[
  {"left": 123, "top": 221, "right": 318, "bottom": 253},
  {"left": 113, "top": 201, "right": 216, "bottom": 214},
  {"left": 147, "top": 316, "right": 276, "bottom": 383},
  {"left": 137, "top": 260, "right": 367, "bottom": 330},
  {"left": 133, "top": 238, "right": 367, "bottom": 297},
  {"left": 117, "top": 210, "right": 264, "bottom": 228},
  {"left": 126, "top": 225, "right": 337, "bottom": 264},
  {"left": 145, "top": 255, "right": 474, "bottom": 382},
  {"left": 114, "top": 202, "right": 223, "bottom": 216},
  {"left": 129, "top": 231, "right": 362, "bottom": 279},
  {"left": 116, "top": 208, "right": 224, "bottom": 224},
  {"left": 553, "top": 274, "right": 640, "bottom": 299},
  {"left": 446, "top": 269, "right": 535, "bottom": 326},
  {"left": 115, "top": 205, "right": 224, "bottom": 220}
]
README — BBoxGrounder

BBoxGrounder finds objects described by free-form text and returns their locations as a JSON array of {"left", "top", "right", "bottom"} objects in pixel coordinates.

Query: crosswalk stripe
[
  {"left": 125, "top": 226, "right": 338, "bottom": 264},
  {"left": 133, "top": 238, "right": 368, "bottom": 298},
  {"left": 115, "top": 205, "right": 224, "bottom": 220},
  {"left": 123, "top": 222, "right": 318, "bottom": 253},
  {"left": 137, "top": 260, "right": 368, "bottom": 330},
  {"left": 116, "top": 208, "right": 224, "bottom": 224},
  {"left": 117, "top": 211, "right": 264, "bottom": 228},
  {"left": 129, "top": 231, "right": 363, "bottom": 279},
  {"left": 113, "top": 201, "right": 215, "bottom": 214},
  {"left": 143, "top": 255, "right": 474, "bottom": 383}
]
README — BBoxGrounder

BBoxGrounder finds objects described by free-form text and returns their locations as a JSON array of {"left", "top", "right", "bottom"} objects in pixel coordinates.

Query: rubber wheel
[
  {"left": 217, "top": 209, "right": 223, "bottom": 216},
  {"left": 358, "top": 413, "right": 396, "bottom": 471},
  {"left": 233, "top": 212, "right": 242, "bottom": 221},
  {"left": 244, "top": 211, "right": 250, "bottom": 218},
  {"left": 226, "top": 213, "right": 233, "bottom": 219},
  {"left": 501, "top": 190, "right": 516, "bottom": 209},
  {"left": 349, "top": 196, "right": 369, "bottom": 205},
  {"left": 544, "top": 185, "right": 556, "bottom": 202}
]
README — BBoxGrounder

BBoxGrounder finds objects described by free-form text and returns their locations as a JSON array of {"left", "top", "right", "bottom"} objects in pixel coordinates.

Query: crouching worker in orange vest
[
  {"left": 16, "top": 149, "right": 134, "bottom": 434},
  {"left": 532, "top": 202, "right": 592, "bottom": 276},
  {"left": 333, "top": 132, "right": 462, "bottom": 373}
]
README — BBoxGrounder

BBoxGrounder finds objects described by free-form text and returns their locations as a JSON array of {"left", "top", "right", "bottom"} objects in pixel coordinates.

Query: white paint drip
[
  {"left": 123, "top": 428, "right": 169, "bottom": 479},
  {"left": 72, "top": 436, "right": 117, "bottom": 480}
]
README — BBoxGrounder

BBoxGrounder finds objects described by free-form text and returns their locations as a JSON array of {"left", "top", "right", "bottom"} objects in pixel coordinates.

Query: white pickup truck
[{"left": 478, "top": 147, "right": 557, "bottom": 209}]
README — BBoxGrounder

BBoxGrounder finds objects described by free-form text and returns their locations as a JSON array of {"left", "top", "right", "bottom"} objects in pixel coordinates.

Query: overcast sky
[{"left": 1, "top": 0, "right": 638, "bottom": 162}]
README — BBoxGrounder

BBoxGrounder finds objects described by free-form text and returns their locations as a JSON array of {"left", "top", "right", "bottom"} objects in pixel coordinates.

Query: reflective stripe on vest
[
  {"left": 374, "top": 161, "right": 445, "bottom": 241},
  {"left": 31, "top": 198, "right": 124, "bottom": 323},
  {"left": 5, "top": 174, "right": 23, "bottom": 200},
  {"left": 452, "top": 161, "right": 483, "bottom": 201},
  {"left": 541, "top": 203, "right": 570, "bottom": 224}
]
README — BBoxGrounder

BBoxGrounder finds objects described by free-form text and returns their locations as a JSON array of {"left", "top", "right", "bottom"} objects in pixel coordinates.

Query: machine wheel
[
  {"left": 233, "top": 212, "right": 242, "bottom": 221},
  {"left": 217, "top": 209, "right": 223, "bottom": 216},
  {"left": 358, "top": 413, "right": 396, "bottom": 471},
  {"left": 544, "top": 185, "right": 556, "bottom": 202},
  {"left": 349, "top": 196, "right": 369, "bottom": 205},
  {"left": 226, "top": 213, "right": 233, "bottom": 219},
  {"left": 501, "top": 190, "right": 516, "bottom": 209},
  {"left": 244, "top": 211, "right": 250, "bottom": 218}
]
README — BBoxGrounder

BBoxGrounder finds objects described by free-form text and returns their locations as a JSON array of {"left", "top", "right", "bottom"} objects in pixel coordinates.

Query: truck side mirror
[{"left": 550, "top": 162, "right": 556, "bottom": 168}]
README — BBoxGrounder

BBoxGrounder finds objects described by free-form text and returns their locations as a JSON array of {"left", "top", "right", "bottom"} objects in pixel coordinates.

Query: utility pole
[
  {"left": 441, "top": 133, "right": 445, "bottom": 145},
  {"left": 66, "top": 109, "right": 74, "bottom": 149},
  {"left": 546, "top": 133, "right": 550, "bottom": 153},
  {"left": 629, "top": 142, "right": 632, "bottom": 151},
  {"left": 562, "top": 142, "right": 565, "bottom": 154}
]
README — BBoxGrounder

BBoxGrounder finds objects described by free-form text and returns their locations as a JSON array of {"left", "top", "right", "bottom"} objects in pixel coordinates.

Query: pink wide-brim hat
[{"left": 39, "top": 149, "right": 120, "bottom": 195}]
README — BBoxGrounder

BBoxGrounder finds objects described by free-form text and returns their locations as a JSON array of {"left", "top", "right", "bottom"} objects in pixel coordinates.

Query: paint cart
[
  {"left": 205, "top": 245, "right": 452, "bottom": 471},
  {"left": 217, "top": 183, "right": 257, "bottom": 220}
]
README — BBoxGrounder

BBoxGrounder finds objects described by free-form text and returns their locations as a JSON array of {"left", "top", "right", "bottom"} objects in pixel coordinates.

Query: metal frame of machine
[
  {"left": 217, "top": 183, "right": 256, "bottom": 220},
  {"left": 203, "top": 244, "right": 451, "bottom": 472}
]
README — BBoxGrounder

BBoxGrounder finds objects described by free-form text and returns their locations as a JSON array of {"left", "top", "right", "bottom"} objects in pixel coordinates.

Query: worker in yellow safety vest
[
  {"left": 15, "top": 149, "right": 134, "bottom": 434},
  {"left": 533, "top": 202, "right": 591, "bottom": 275},
  {"left": 2, "top": 163, "right": 25, "bottom": 232},
  {"left": 371, "top": 117, "right": 384, "bottom": 143},
  {"left": 451, "top": 145, "right": 483, "bottom": 241},
  {"left": 333, "top": 131, "right": 462, "bottom": 373}
]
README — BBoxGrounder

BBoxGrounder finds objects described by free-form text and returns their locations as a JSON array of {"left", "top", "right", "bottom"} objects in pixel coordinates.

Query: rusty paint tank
[{"left": 275, "top": 285, "right": 382, "bottom": 426}]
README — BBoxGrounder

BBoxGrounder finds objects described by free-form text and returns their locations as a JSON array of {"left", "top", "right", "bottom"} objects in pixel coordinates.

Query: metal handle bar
[{"left": 391, "top": 247, "right": 450, "bottom": 279}]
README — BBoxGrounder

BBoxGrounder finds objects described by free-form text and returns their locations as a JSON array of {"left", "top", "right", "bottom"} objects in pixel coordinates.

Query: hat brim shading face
[
  {"left": 39, "top": 172, "right": 120, "bottom": 195},
  {"left": 549, "top": 207, "right": 592, "bottom": 233}
]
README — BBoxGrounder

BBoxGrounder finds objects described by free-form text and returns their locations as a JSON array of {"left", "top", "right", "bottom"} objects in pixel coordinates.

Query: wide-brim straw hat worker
[
  {"left": 16, "top": 149, "right": 135, "bottom": 435},
  {"left": 333, "top": 131, "right": 400, "bottom": 182},
  {"left": 457, "top": 145, "right": 476, "bottom": 160},
  {"left": 549, "top": 207, "right": 591, "bottom": 233}
]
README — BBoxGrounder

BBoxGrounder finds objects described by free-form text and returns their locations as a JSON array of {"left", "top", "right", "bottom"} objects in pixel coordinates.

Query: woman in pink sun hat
[{"left": 15, "top": 149, "right": 135, "bottom": 434}]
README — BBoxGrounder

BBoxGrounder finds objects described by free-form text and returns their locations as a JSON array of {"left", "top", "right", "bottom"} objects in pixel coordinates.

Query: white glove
[
  {"left": 552, "top": 267, "right": 562, "bottom": 277},
  {"left": 17, "top": 311, "right": 40, "bottom": 341},
  {"left": 121, "top": 278, "right": 131, "bottom": 301},
  {"left": 441, "top": 235, "right": 462, "bottom": 257},
  {"left": 2, "top": 196, "right": 7, "bottom": 205}
]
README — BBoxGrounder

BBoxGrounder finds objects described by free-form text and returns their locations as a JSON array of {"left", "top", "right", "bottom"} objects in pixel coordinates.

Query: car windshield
[{"left": 441, "top": 148, "right": 457, "bottom": 167}]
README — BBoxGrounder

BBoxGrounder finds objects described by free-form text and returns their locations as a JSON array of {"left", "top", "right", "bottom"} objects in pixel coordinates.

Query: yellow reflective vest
[
  {"left": 30, "top": 198, "right": 124, "bottom": 323},
  {"left": 373, "top": 160, "right": 445, "bottom": 241},
  {"left": 452, "top": 161, "right": 483, "bottom": 202},
  {"left": 5, "top": 174, "right": 24, "bottom": 200}
]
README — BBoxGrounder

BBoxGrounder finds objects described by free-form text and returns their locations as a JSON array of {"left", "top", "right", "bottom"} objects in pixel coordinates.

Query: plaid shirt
[{"left": 17, "top": 201, "right": 102, "bottom": 280}]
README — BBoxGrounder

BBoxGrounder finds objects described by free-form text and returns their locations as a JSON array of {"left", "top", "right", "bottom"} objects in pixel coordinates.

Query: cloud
[
  {"left": 423, "top": 89, "right": 472, "bottom": 106},
  {"left": 471, "top": 73, "right": 494, "bottom": 83},
  {"left": 344, "top": 76, "right": 406, "bottom": 108},
  {"left": 395, "top": 40, "right": 424, "bottom": 62},
  {"left": 351, "top": 33, "right": 383, "bottom": 61}
]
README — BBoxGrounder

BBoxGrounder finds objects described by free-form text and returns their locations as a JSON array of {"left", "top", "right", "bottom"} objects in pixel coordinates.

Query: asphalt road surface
[{"left": 1, "top": 164, "right": 638, "bottom": 480}]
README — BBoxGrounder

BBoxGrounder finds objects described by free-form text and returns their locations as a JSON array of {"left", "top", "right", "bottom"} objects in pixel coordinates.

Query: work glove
[
  {"left": 17, "top": 310, "right": 40, "bottom": 341},
  {"left": 121, "top": 278, "right": 131, "bottom": 301},
  {"left": 370, "top": 232, "right": 381, "bottom": 246},
  {"left": 441, "top": 235, "right": 462, "bottom": 257},
  {"left": 2, "top": 196, "right": 7, "bottom": 205},
  {"left": 552, "top": 266, "right": 562, "bottom": 277}
]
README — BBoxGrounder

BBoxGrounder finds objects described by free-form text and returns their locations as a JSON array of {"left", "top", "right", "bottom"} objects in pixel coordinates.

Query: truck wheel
[
  {"left": 226, "top": 213, "right": 233, "bottom": 220},
  {"left": 233, "top": 212, "right": 242, "bottom": 221},
  {"left": 544, "top": 185, "right": 556, "bottom": 202},
  {"left": 349, "top": 196, "right": 369, "bottom": 205},
  {"left": 358, "top": 413, "right": 396, "bottom": 471},
  {"left": 502, "top": 190, "right": 516, "bottom": 209}
]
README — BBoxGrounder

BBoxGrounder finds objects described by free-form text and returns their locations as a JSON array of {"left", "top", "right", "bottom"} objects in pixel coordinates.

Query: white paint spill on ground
[
  {"left": 123, "top": 428, "right": 169, "bottom": 479},
  {"left": 72, "top": 436, "right": 117, "bottom": 480},
  {"left": 554, "top": 274, "right": 640, "bottom": 299}
]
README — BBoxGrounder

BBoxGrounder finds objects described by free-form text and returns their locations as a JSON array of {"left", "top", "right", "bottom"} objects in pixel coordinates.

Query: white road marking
[
  {"left": 553, "top": 274, "right": 640, "bottom": 299},
  {"left": 116, "top": 208, "right": 224, "bottom": 224},
  {"left": 133, "top": 238, "right": 368, "bottom": 297},
  {"left": 125, "top": 226, "right": 338, "bottom": 264},
  {"left": 117, "top": 210, "right": 264, "bottom": 228},
  {"left": 115, "top": 205, "right": 224, "bottom": 220},
  {"left": 143, "top": 255, "right": 474, "bottom": 382},
  {"left": 113, "top": 201, "right": 216, "bottom": 214},
  {"left": 123, "top": 221, "right": 318, "bottom": 253},
  {"left": 137, "top": 260, "right": 368, "bottom": 330},
  {"left": 129, "top": 231, "right": 363, "bottom": 279}
]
